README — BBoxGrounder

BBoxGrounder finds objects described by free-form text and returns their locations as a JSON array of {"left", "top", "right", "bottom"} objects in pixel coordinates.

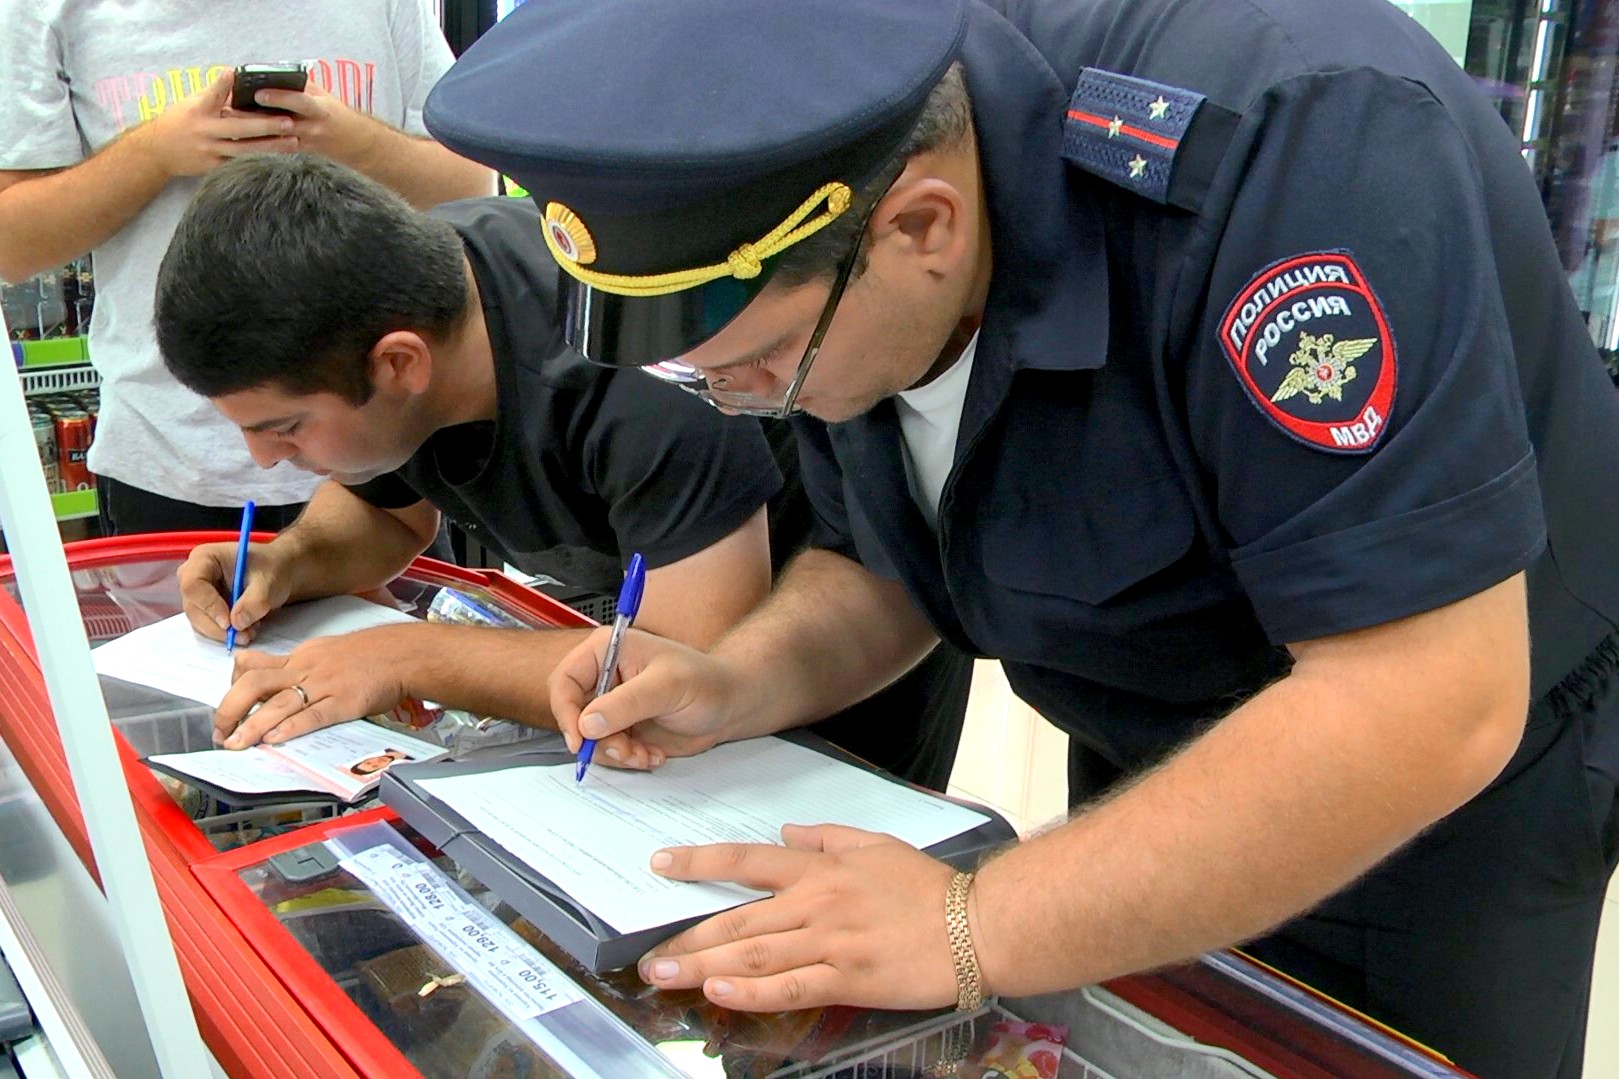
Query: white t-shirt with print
[{"left": 0, "top": 1, "right": 456, "bottom": 506}]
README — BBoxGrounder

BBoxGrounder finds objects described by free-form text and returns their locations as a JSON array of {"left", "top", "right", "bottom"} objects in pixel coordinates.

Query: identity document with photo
[{"left": 146, "top": 718, "right": 447, "bottom": 804}]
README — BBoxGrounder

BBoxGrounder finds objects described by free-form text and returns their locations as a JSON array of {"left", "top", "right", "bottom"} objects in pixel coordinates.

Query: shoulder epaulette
[{"left": 1061, "top": 68, "right": 1240, "bottom": 213}]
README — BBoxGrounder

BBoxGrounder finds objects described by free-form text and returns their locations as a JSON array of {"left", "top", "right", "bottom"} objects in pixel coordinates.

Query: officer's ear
[
  {"left": 868, "top": 172, "right": 973, "bottom": 276},
  {"left": 367, "top": 330, "right": 435, "bottom": 399}
]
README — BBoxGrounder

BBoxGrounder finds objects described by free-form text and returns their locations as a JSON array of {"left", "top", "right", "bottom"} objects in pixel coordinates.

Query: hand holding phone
[
  {"left": 231, "top": 63, "right": 309, "bottom": 114},
  {"left": 136, "top": 67, "right": 298, "bottom": 178}
]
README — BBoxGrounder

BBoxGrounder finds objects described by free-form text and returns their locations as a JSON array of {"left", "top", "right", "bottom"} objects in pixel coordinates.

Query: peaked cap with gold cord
[{"left": 424, "top": 0, "right": 969, "bottom": 368}]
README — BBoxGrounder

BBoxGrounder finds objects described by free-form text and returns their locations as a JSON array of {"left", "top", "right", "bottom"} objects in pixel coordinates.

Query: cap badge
[{"left": 543, "top": 202, "right": 597, "bottom": 265}]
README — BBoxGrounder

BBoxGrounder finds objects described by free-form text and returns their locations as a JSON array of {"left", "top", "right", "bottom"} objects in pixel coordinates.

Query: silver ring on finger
[{"left": 290, "top": 683, "right": 310, "bottom": 709}]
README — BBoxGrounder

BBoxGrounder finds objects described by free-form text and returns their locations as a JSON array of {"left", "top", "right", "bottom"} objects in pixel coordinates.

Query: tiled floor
[{"left": 947, "top": 660, "right": 1619, "bottom": 1077}]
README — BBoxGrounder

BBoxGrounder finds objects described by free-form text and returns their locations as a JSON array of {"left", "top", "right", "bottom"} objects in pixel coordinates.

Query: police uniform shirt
[
  {"left": 347, "top": 197, "right": 783, "bottom": 594},
  {"left": 795, "top": 0, "right": 1619, "bottom": 767}
]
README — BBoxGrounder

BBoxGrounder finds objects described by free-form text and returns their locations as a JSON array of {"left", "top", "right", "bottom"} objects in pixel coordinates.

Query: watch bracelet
[{"left": 945, "top": 869, "right": 984, "bottom": 1011}]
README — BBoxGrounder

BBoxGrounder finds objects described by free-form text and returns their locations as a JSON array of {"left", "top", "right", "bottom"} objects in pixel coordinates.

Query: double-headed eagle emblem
[{"left": 1271, "top": 332, "right": 1378, "bottom": 405}]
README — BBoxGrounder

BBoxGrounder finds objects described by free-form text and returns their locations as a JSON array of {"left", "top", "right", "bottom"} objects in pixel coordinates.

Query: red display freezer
[{"left": 0, "top": 535, "right": 1474, "bottom": 1078}]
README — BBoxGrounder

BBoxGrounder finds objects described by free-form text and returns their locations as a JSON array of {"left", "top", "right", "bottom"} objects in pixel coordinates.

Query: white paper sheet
[
  {"left": 91, "top": 595, "right": 417, "bottom": 708},
  {"left": 416, "top": 737, "right": 990, "bottom": 934},
  {"left": 148, "top": 716, "right": 446, "bottom": 800},
  {"left": 337, "top": 845, "right": 582, "bottom": 1020}
]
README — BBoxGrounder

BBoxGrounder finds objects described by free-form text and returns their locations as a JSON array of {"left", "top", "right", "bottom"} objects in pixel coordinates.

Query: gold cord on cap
[{"left": 541, "top": 181, "right": 853, "bottom": 298}]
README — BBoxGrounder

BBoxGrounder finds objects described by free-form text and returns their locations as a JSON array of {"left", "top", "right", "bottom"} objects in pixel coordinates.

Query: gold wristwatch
[{"left": 944, "top": 870, "right": 984, "bottom": 1011}]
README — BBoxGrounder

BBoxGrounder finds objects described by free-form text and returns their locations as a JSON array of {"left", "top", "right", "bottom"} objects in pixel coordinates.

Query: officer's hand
[
  {"left": 213, "top": 626, "right": 409, "bottom": 748},
  {"left": 178, "top": 540, "right": 293, "bottom": 647},
  {"left": 638, "top": 824, "right": 960, "bottom": 1011},
  {"left": 548, "top": 627, "right": 741, "bottom": 768},
  {"left": 136, "top": 71, "right": 299, "bottom": 178},
  {"left": 250, "top": 79, "right": 377, "bottom": 165}
]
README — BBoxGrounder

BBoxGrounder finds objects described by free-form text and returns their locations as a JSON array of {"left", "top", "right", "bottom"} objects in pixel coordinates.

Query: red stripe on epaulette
[{"left": 1065, "top": 108, "right": 1181, "bottom": 151}]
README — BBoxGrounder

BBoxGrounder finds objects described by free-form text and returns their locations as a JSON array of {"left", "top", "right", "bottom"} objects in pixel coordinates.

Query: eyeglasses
[{"left": 638, "top": 222, "right": 868, "bottom": 419}]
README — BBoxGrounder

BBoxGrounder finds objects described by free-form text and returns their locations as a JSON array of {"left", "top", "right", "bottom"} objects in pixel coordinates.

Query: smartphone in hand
[{"left": 231, "top": 63, "right": 309, "bottom": 114}]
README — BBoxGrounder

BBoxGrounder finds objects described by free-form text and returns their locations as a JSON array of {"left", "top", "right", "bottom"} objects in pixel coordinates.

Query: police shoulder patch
[{"left": 1217, "top": 250, "right": 1397, "bottom": 454}]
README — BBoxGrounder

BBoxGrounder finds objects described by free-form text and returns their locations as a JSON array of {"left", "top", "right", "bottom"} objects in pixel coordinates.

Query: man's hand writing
[
  {"left": 549, "top": 626, "right": 745, "bottom": 767},
  {"left": 177, "top": 539, "right": 293, "bottom": 647}
]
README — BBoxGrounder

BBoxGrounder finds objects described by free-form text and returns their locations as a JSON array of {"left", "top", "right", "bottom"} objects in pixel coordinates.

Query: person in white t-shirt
[{"left": 0, "top": 1, "right": 495, "bottom": 533}]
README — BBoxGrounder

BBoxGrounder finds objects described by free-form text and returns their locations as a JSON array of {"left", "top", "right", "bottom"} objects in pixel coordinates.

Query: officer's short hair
[
  {"left": 155, "top": 153, "right": 468, "bottom": 405},
  {"left": 769, "top": 63, "right": 974, "bottom": 289}
]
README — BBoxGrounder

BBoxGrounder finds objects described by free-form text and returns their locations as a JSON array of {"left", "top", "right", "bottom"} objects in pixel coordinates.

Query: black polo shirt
[
  {"left": 349, "top": 197, "right": 781, "bottom": 595},
  {"left": 795, "top": 0, "right": 1619, "bottom": 767}
]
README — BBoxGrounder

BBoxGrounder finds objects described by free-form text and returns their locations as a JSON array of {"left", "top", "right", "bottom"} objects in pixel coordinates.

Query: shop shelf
[
  {"left": 19, "top": 364, "right": 98, "bottom": 396},
  {"left": 51, "top": 489, "right": 97, "bottom": 522},
  {"left": 14, "top": 337, "right": 88, "bottom": 368}
]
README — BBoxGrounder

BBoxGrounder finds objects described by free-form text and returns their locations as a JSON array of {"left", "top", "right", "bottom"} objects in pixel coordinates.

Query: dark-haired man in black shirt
[{"left": 155, "top": 152, "right": 969, "bottom": 781}]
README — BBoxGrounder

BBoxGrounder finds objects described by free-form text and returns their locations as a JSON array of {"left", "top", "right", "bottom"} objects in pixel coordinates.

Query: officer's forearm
[
  {"left": 387, "top": 622, "right": 593, "bottom": 727},
  {"left": 712, "top": 548, "right": 939, "bottom": 741},
  {"left": 966, "top": 573, "right": 1530, "bottom": 997}
]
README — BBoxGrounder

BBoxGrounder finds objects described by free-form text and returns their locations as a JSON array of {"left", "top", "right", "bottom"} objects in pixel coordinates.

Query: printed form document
[
  {"left": 416, "top": 737, "right": 991, "bottom": 933},
  {"left": 91, "top": 595, "right": 416, "bottom": 707},
  {"left": 92, "top": 595, "right": 439, "bottom": 800}
]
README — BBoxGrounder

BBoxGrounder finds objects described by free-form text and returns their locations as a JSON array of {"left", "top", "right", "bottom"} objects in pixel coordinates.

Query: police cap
[{"left": 424, "top": 0, "right": 968, "bottom": 367}]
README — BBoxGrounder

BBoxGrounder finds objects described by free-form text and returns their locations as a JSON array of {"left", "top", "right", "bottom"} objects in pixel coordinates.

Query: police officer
[{"left": 424, "top": 1, "right": 1619, "bottom": 1074}]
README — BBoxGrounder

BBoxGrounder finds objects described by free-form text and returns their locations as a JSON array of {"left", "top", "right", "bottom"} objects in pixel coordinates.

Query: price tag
[{"left": 338, "top": 845, "right": 581, "bottom": 1021}]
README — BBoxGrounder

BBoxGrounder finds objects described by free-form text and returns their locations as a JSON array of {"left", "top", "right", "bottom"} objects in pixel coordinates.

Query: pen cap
[{"left": 616, "top": 553, "right": 646, "bottom": 620}]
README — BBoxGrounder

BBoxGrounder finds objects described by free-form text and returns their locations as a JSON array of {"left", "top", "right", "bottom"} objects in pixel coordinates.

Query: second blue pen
[{"left": 576, "top": 552, "right": 646, "bottom": 782}]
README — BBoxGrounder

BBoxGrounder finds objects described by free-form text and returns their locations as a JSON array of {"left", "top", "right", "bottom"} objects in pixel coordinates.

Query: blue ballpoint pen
[
  {"left": 224, "top": 500, "right": 256, "bottom": 654},
  {"left": 576, "top": 552, "right": 646, "bottom": 781}
]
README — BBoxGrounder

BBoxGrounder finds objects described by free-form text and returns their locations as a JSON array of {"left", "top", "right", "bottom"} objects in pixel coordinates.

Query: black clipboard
[{"left": 380, "top": 729, "right": 1017, "bottom": 972}]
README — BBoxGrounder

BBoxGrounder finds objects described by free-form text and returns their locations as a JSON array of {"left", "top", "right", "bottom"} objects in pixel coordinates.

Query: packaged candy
[{"left": 960, "top": 1019, "right": 1067, "bottom": 1079}]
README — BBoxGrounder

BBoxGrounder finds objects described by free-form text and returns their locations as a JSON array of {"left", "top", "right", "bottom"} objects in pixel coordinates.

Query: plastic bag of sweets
[{"left": 956, "top": 1020, "right": 1068, "bottom": 1079}]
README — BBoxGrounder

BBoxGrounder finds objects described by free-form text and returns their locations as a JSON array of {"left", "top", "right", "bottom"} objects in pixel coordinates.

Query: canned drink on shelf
[
  {"left": 69, "top": 389, "right": 99, "bottom": 438},
  {"left": 30, "top": 407, "right": 60, "bottom": 492},
  {"left": 54, "top": 409, "right": 94, "bottom": 491}
]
